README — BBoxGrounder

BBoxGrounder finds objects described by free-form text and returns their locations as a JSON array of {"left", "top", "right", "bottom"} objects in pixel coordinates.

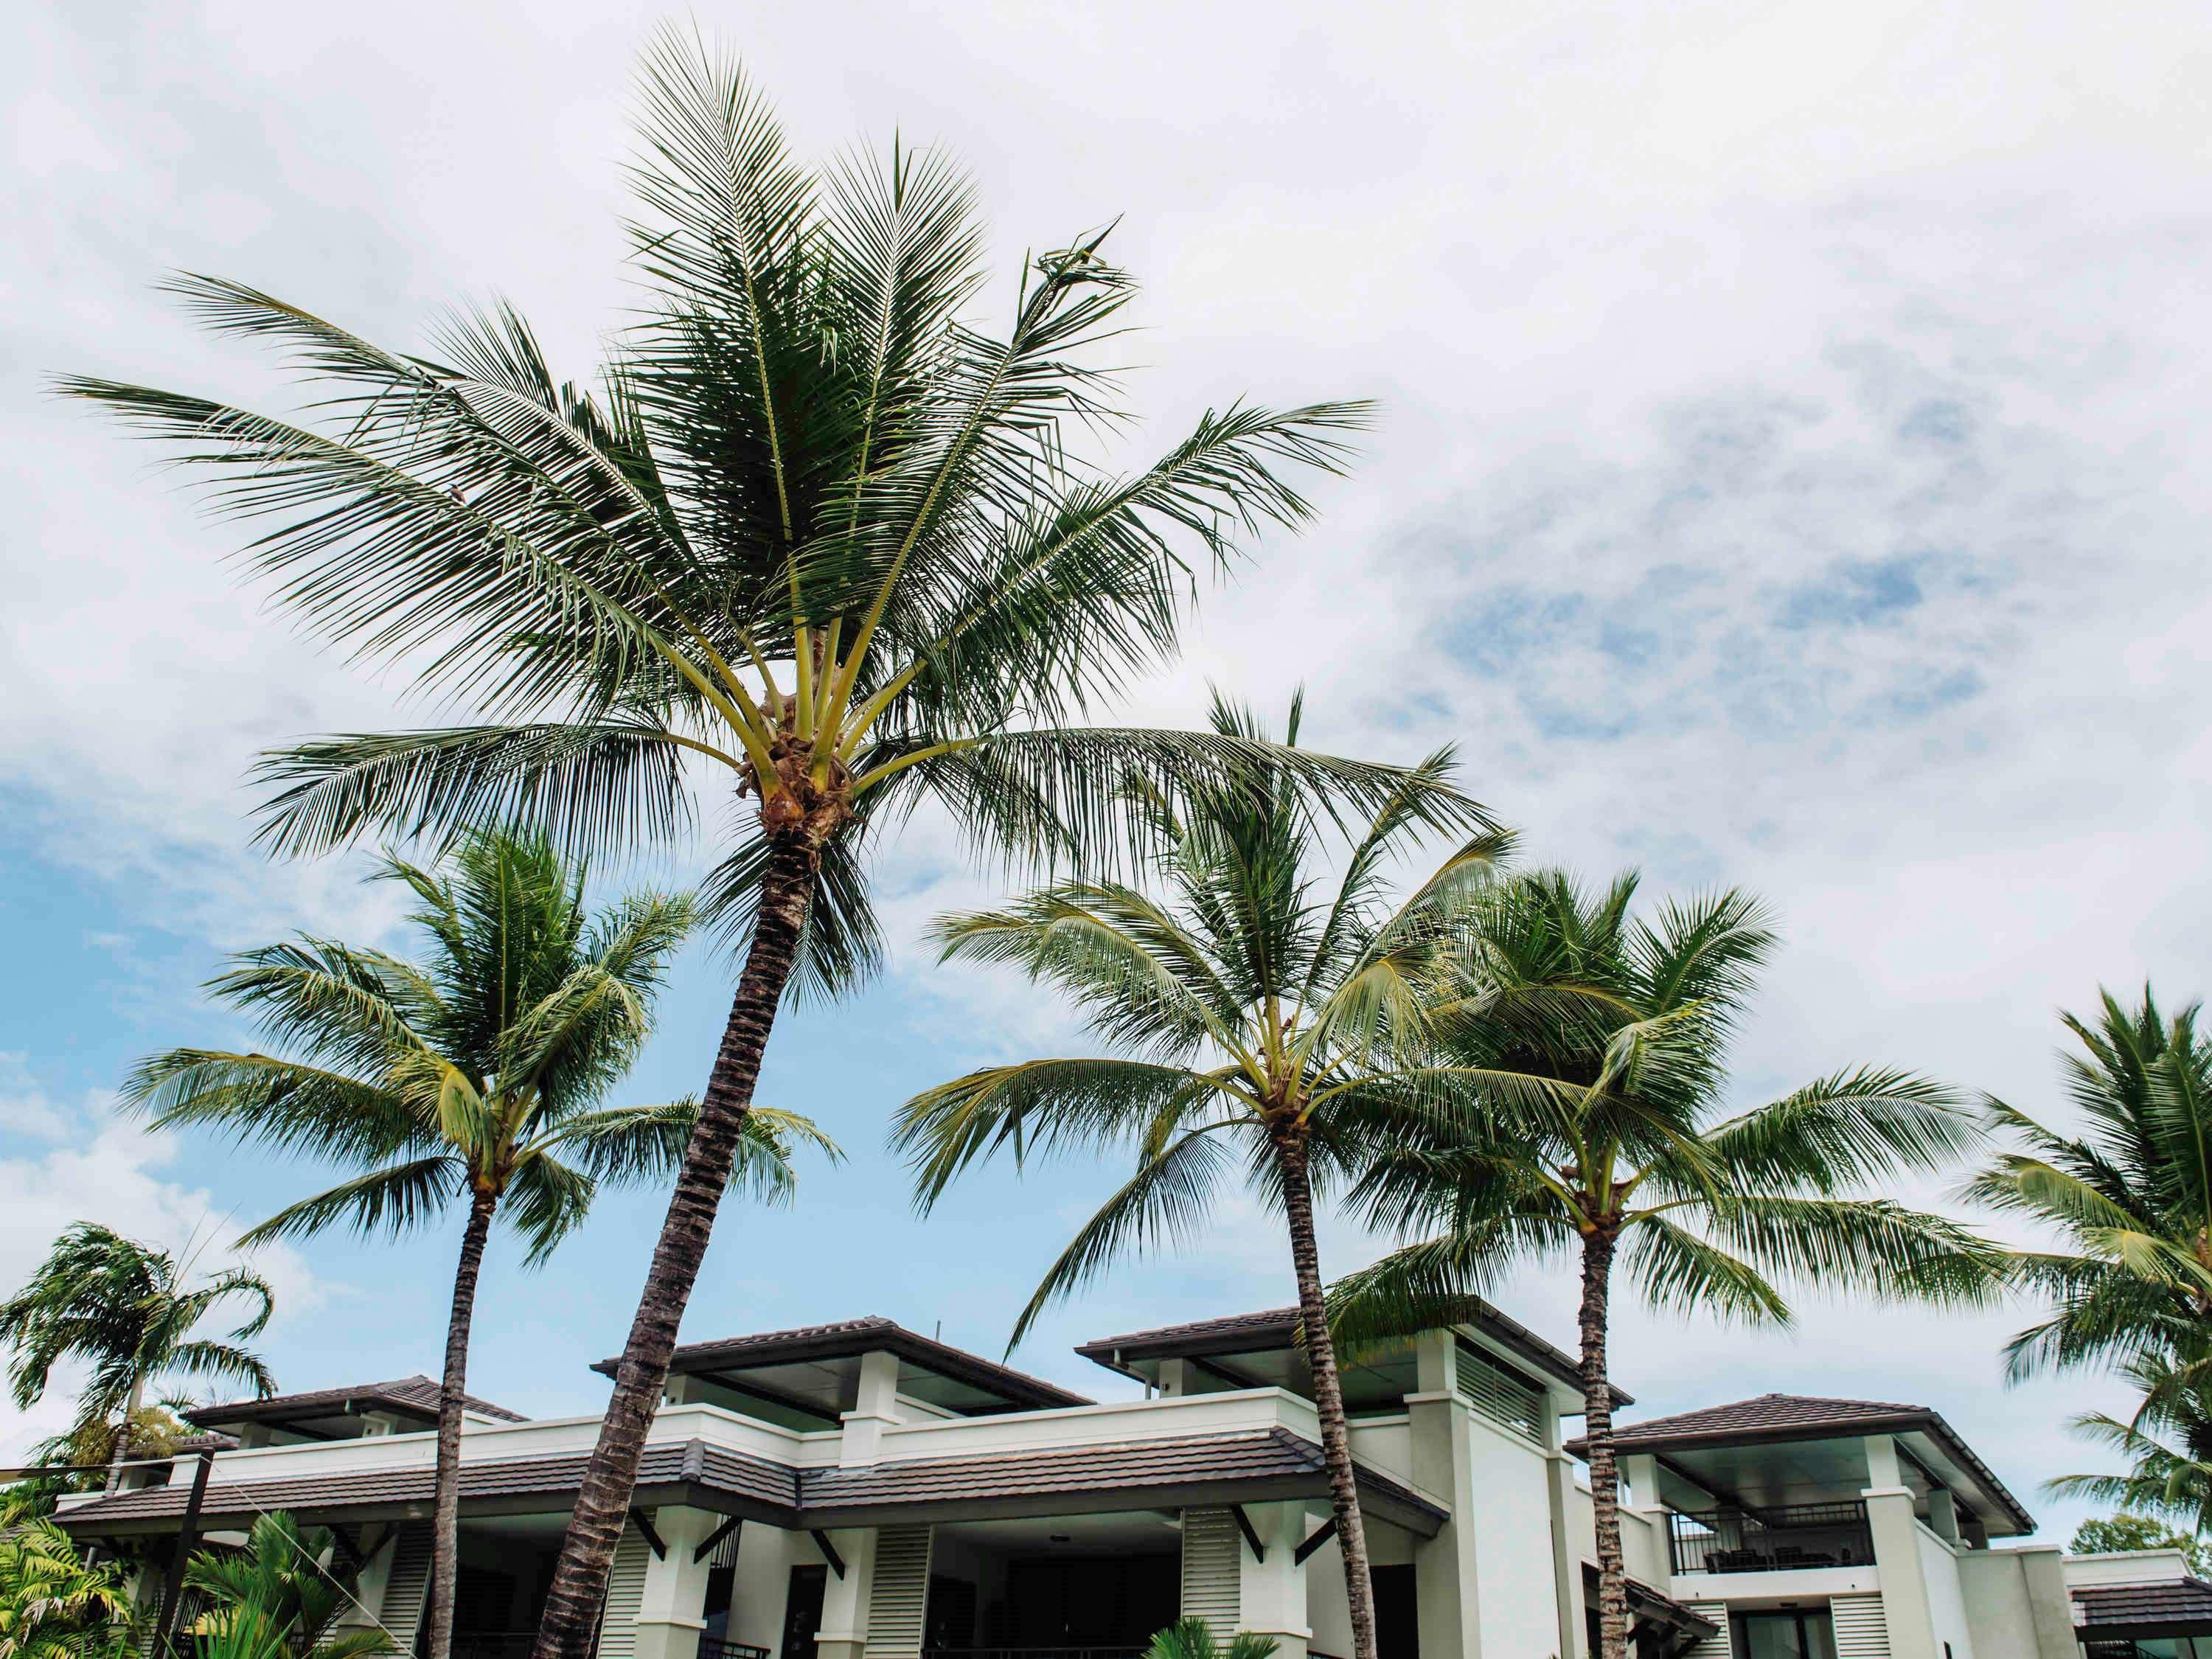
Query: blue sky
[{"left": 8, "top": 0, "right": 2212, "bottom": 1544}]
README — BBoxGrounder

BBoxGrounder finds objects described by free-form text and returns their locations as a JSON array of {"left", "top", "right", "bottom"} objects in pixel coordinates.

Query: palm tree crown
[
  {"left": 0, "top": 1224, "right": 274, "bottom": 1492},
  {"left": 1964, "top": 987, "right": 2212, "bottom": 1389},
  {"left": 1329, "top": 869, "right": 1995, "bottom": 1659},
  {"left": 896, "top": 694, "right": 1503, "bottom": 1659}
]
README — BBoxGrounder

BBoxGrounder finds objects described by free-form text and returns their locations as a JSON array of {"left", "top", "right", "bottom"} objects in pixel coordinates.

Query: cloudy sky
[{"left": 7, "top": 1, "right": 2210, "bottom": 1542}]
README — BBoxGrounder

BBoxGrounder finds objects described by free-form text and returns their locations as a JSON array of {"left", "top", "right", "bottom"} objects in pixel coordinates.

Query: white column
[
  {"left": 841, "top": 1352, "right": 903, "bottom": 1466},
  {"left": 814, "top": 1528, "right": 880, "bottom": 1659},
  {"left": 1861, "top": 1436, "right": 1939, "bottom": 1659},
  {"left": 1406, "top": 1331, "right": 1482, "bottom": 1659},
  {"left": 633, "top": 1507, "right": 720, "bottom": 1659},
  {"left": 1239, "top": 1503, "right": 1312, "bottom": 1659}
]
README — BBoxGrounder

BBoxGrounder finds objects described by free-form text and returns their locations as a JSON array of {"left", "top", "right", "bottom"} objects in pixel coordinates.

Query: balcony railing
[
  {"left": 922, "top": 1647, "right": 1147, "bottom": 1659},
  {"left": 698, "top": 1641, "right": 770, "bottom": 1659},
  {"left": 1666, "top": 1501, "right": 1874, "bottom": 1575}
]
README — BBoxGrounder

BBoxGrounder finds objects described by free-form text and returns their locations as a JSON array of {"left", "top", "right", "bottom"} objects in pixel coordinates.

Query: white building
[{"left": 54, "top": 1306, "right": 2212, "bottom": 1659}]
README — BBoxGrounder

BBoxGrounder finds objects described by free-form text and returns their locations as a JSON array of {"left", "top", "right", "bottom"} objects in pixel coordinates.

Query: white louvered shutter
[
  {"left": 1829, "top": 1594, "right": 1889, "bottom": 1659},
  {"left": 1179, "top": 1509, "right": 1241, "bottom": 1635},
  {"left": 1680, "top": 1602, "right": 1731, "bottom": 1659},
  {"left": 594, "top": 1520, "right": 655, "bottom": 1659},
  {"left": 863, "top": 1527, "right": 934, "bottom": 1659},
  {"left": 1453, "top": 1339, "right": 1545, "bottom": 1441},
  {"left": 375, "top": 1526, "right": 437, "bottom": 1657}
]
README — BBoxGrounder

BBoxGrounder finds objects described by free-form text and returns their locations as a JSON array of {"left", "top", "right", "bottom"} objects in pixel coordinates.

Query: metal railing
[
  {"left": 698, "top": 1641, "right": 770, "bottom": 1659},
  {"left": 922, "top": 1647, "right": 1148, "bottom": 1659},
  {"left": 1666, "top": 1501, "right": 1874, "bottom": 1575},
  {"left": 442, "top": 1635, "right": 545, "bottom": 1659}
]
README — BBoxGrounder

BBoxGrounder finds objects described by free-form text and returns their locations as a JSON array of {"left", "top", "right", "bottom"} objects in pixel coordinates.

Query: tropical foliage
[
  {"left": 1142, "top": 1618, "right": 1278, "bottom": 1659},
  {"left": 124, "top": 832, "right": 832, "bottom": 1659},
  {"left": 897, "top": 694, "right": 1500, "bottom": 1659},
  {"left": 2069, "top": 1510, "right": 2212, "bottom": 1575},
  {"left": 1328, "top": 869, "right": 1997, "bottom": 1659},
  {"left": 183, "top": 1511, "right": 389, "bottom": 1659},
  {"left": 58, "top": 28, "right": 1464, "bottom": 1658},
  {"left": 0, "top": 1495, "right": 135, "bottom": 1659},
  {"left": 2049, "top": 1352, "right": 2212, "bottom": 1538},
  {"left": 1965, "top": 987, "right": 2212, "bottom": 1394},
  {"left": 0, "top": 1225, "right": 274, "bottom": 1492}
]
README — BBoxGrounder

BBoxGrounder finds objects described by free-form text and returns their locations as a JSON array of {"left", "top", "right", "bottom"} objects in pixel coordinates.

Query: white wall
[
  {"left": 1465, "top": 1413, "right": 1562, "bottom": 1659},
  {"left": 1956, "top": 1551, "right": 2042, "bottom": 1659},
  {"left": 728, "top": 1523, "right": 807, "bottom": 1654},
  {"left": 1915, "top": 1526, "right": 1975, "bottom": 1659}
]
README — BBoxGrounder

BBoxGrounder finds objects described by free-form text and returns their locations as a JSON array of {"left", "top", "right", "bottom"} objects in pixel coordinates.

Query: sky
[{"left": 7, "top": 0, "right": 2211, "bottom": 1544}]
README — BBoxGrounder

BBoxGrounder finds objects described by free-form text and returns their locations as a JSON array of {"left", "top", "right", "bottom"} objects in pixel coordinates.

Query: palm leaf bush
[{"left": 60, "top": 31, "right": 1478, "bottom": 1653}]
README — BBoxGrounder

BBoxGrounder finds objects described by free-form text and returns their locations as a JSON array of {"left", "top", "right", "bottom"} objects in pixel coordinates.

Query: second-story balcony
[{"left": 1666, "top": 1500, "right": 1875, "bottom": 1575}]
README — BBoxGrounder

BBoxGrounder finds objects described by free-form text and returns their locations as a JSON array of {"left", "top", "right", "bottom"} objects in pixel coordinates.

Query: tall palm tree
[
  {"left": 895, "top": 695, "right": 1502, "bottom": 1659},
  {"left": 1964, "top": 988, "right": 2212, "bottom": 1391},
  {"left": 58, "top": 32, "right": 1469, "bottom": 1654},
  {"left": 2048, "top": 1352, "right": 2212, "bottom": 1537},
  {"left": 1329, "top": 870, "right": 1996, "bottom": 1659},
  {"left": 122, "top": 832, "right": 834, "bottom": 1659},
  {"left": 0, "top": 1225, "right": 274, "bottom": 1495}
]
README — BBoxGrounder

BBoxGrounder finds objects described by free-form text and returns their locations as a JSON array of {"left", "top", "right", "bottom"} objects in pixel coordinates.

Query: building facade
[{"left": 50, "top": 1307, "right": 2212, "bottom": 1659}]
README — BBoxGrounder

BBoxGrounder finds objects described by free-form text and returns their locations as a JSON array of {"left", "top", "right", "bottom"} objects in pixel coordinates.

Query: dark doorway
[
  {"left": 782, "top": 1565, "right": 828, "bottom": 1659},
  {"left": 1370, "top": 1565, "right": 1417, "bottom": 1659},
  {"left": 925, "top": 1576, "right": 978, "bottom": 1651},
  {"left": 990, "top": 1556, "right": 1179, "bottom": 1650}
]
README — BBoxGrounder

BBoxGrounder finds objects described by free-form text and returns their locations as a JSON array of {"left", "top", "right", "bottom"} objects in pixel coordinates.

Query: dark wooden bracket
[
  {"left": 1293, "top": 1517, "right": 1339, "bottom": 1565},
  {"left": 630, "top": 1507, "right": 667, "bottom": 1560},
  {"left": 695, "top": 1515, "right": 743, "bottom": 1565},
  {"left": 1231, "top": 1505, "right": 1267, "bottom": 1562},
  {"left": 812, "top": 1529, "right": 846, "bottom": 1579}
]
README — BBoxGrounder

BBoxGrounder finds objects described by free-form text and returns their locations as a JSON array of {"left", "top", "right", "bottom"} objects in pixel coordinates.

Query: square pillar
[
  {"left": 1407, "top": 1329, "right": 1483, "bottom": 1659},
  {"left": 633, "top": 1507, "right": 722, "bottom": 1659},
  {"left": 814, "top": 1528, "right": 880, "bottom": 1659},
  {"left": 1861, "top": 1440, "right": 1938, "bottom": 1659},
  {"left": 1239, "top": 1503, "right": 1311, "bottom": 1659},
  {"left": 1545, "top": 1452, "right": 1587, "bottom": 1659},
  {"left": 841, "top": 1352, "right": 903, "bottom": 1466}
]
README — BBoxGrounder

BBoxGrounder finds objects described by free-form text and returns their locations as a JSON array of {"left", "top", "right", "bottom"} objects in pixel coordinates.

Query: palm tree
[
  {"left": 184, "top": 1510, "right": 390, "bottom": 1659},
  {"left": 1329, "top": 870, "right": 1996, "bottom": 1659},
  {"left": 58, "top": 32, "right": 1471, "bottom": 1655},
  {"left": 2048, "top": 1353, "right": 2212, "bottom": 1537},
  {"left": 895, "top": 695, "right": 1500, "bottom": 1659},
  {"left": 1963, "top": 988, "right": 2212, "bottom": 1391},
  {"left": 122, "top": 832, "right": 832, "bottom": 1659},
  {"left": 0, "top": 1225, "right": 274, "bottom": 1494}
]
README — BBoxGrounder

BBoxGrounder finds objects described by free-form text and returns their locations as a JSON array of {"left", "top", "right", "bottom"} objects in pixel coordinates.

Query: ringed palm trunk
[
  {"left": 1273, "top": 1131, "right": 1379, "bottom": 1659},
  {"left": 1579, "top": 1228, "right": 1629, "bottom": 1659},
  {"left": 103, "top": 1375, "right": 147, "bottom": 1495},
  {"left": 425, "top": 1187, "right": 499, "bottom": 1659},
  {"left": 532, "top": 835, "right": 816, "bottom": 1659}
]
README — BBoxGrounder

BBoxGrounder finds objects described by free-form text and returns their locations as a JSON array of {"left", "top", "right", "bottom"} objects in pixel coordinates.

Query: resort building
[{"left": 51, "top": 1306, "right": 2212, "bottom": 1659}]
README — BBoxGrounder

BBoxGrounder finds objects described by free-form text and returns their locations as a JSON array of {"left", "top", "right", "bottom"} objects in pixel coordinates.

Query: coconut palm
[
  {"left": 0, "top": 1225, "right": 274, "bottom": 1495},
  {"left": 895, "top": 695, "right": 1502, "bottom": 1659},
  {"left": 57, "top": 32, "right": 1470, "bottom": 1656},
  {"left": 122, "top": 832, "right": 835, "bottom": 1659},
  {"left": 2048, "top": 1354, "right": 2212, "bottom": 1537},
  {"left": 1329, "top": 869, "right": 1997, "bottom": 1659},
  {"left": 1963, "top": 988, "right": 2212, "bottom": 1392}
]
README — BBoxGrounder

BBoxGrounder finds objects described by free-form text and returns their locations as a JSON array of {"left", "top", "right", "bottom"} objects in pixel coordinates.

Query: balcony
[{"left": 1665, "top": 1501, "right": 1874, "bottom": 1575}]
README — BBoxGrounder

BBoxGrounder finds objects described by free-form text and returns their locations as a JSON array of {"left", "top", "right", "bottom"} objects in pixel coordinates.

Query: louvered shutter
[
  {"left": 863, "top": 1527, "right": 933, "bottom": 1659},
  {"left": 1454, "top": 1338, "right": 1544, "bottom": 1441},
  {"left": 1178, "top": 1509, "right": 1240, "bottom": 1635},
  {"left": 375, "top": 1526, "right": 437, "bottom": 1657},
  {"left": 1680, "top": 1602, "right": 1731, "bottom": 1659},
  {"left": 595, "top": 1520, "right": 655, "bottom": 1659},
  {"left": 1831, "top": 1594, "right": 1890, "bottom": 1659}
]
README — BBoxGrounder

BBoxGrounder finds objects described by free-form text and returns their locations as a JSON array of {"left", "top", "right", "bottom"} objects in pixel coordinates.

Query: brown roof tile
[
  {"left": 187, "top": 1376, "right": 525, "bottom": 1429},
  {"left": 2074, "top": 1577, "right": 2212, "bottom": 1632}
]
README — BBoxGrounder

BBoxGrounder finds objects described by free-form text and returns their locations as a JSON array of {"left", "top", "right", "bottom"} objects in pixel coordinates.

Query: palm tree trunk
[
  {"left": 1579, "top": 1229, "right": 1628, "bottom": 1659},
  {"left": 531, "top": 835, "right": 815, "bottom": 1659},
  {"left": 425, "top": 1187, "right": 498, "bottom": 1659},
  {"left": 103, "top": 1375, "right": 147, "bottom": 1495},
  {"left": 1273, "top": 1132, "right": 1379, "bottom": 1659}
]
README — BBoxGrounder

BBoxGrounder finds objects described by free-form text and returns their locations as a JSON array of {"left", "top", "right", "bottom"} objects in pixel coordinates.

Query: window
[{"left": 1733, "top": 1609, "right": 1837, "bottom": 1659}]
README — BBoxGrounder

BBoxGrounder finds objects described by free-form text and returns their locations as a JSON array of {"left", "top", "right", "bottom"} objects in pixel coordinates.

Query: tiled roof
[
  {"left": 799, "top": 1427, "right": 1446, "bottom": 1534},
  {"left": 187, "top": 1376, "right": 525, "bottom": 1427},
  {"left": 1077, "top": 1301, "right": 1619, "bottom": 1402},
  {"left": 1563, "top": 1393, "right": 2034, "bottom": 1534},
  {"left": 1579, "top": 1562, "right": 1718, "bottom": 1638},
  {"left": 57, "top": 1427, "right": 1445, "bottom": 1538},
  {"left": 2074, "top": 1577, "right": 2212, "bottom": 1632},
  {"left": 614, "top": 1317, "right": 1091, "bottom": 1412}
]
